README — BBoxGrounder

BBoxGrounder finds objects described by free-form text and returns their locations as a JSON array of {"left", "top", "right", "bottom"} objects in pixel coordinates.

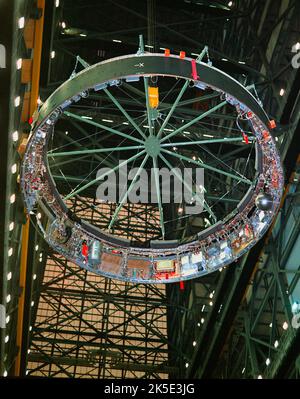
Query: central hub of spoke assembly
[{"left": 144, "top": 135, "right": 161, "bottom": 157}]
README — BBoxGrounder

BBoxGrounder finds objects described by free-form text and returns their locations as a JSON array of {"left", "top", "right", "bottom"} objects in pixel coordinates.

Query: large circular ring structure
[{"left": 21, "top": 53, "right": 284, "bottom": 283}]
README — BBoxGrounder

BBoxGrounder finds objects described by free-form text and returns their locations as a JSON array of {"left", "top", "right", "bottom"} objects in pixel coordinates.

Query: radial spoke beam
[
  {"left": 152, "top": 157, "right": 165, "bottom": 239},
  {"left": 158, "top": 153, "right": 217, "bottom": 222},
  {"left": 161, "top": 137, "right": 254, "bottom": 148},
  {"left": 160, "top": 100, "right": 227, "bottom": 143},
  {"left": 104, "top": 88, "right": 147, "bottom": 139},
  {"left": 64, "top": 111, "right": 144, "bottom": 144},
  {"left": 161, "top": 148, "right": 252, "bottom": 185},
  {"left": 48, "top": 145, "right": 143, "bottom": 157},
  {"left": 108, "top": 154, "right": 149, "bottom": 230},
  {"left": 157, "top": 79, "right": 190, "bottom": 138},
  {"left": 64, "top": 150, "right": 146, "bottom": 200}
]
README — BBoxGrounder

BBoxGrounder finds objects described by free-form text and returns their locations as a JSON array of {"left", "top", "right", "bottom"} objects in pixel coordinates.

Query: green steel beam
[
  {"left": 104, "top": 88, "right": 147, "bottom": 139},
  {"left": 159, "top": 152, "right": 217, "bottom": 221},
  {"left": 157, "top": 79, "right": 190, "bottom": 138},
  {"left": 161, "top": 148, "right": 252, "bottom": 185},
  {"left": 64, "top": 150, "right": 146, "bottom": 200},
  {"left": 108, "top": 154, "right": 149, "bottom": 230},
  {"left": 64, "top": 111, "right": 145, "bottom": 144},
  {"left": 160, "top": 100, "right": 228, "bottom": 143},
  {"left": 48, "top": 145, "right": 143, "bottom": 157},
  {"left": 152, "top": 157, "right": 165, "bottom": 239},
  {"left": 161, "top": 137, "right": 252, "bottom": 148}
]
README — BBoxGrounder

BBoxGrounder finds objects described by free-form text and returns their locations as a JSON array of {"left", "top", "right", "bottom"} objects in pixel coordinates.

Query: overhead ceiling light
[
  {"left": 18, "top": 17, "right": 25, "bottom": 29},
  {"left": 145, "top": 45, "right": 153, "bottom": 49},
  {"left": 6, "top": 294, "right": 11, "bottom": 303},
  {"left": 221, "top": 58, "right": 228, "bottom": 61},
  {"left": 242, "top": 367, "right": 245, "bottom": 374},
  {"left": 185, "top": 362, "right": 189, "bottom": 368},
  {"left": 82, "top": 116, "right": 92, "bottom": 120},
  {"left": 293, "top": 42, "right": 300, "bottom": 51},
  {"left": 11, "top": 164, "right": 17, "bottom": 174},
  {"left": 8, "top": 248, "right": 13, "bottom": 257},
  {"left": 209, "top": 301, "right": 213, "bottom": 306},
  {"left": 33, "top": 274, "right": 37, "bottom": 280},
  {"left": 274, "top": 340, "right": 279, "bottom": 348},
  {"left": 201, "top": 317, "right": 205, "bottom": 324},
  {"left": 55, "top": 0, "right": 60, "bottom": 7},
  {"left": 7, "top": 272, "right": 12, "bottom": 280},
  {"left": 51, "top": 51, "right": 55, "bottom": 59},
  {"left": 16, "top": 58, "right": 22, "bottom": 69},
  {"left": 228, "top": 1, "right": 233, "bottom": 6},
  {"left": 282, "top": 321, "right": 288, "bottom": 330},
  {"left": 35, "top": 245, "right": 39, "bottom": 251},
  {"left": 238, "top": 61, "right": 246, "bottom": 64},
  {"left": 102, "top": 119, "right": 113, "bottom": 123},
  {"left": 112, "top": 39, "right": 122, "bottom": 43},
  {"left": 193, "top": 341, "right": 197, "bottom": 347},
  {"left": 3, "top": 371, "right": 8, "bottom": 377},
  {"left": 65, "top": 131, "right": 68, "bottom": 135},
  {"left": 257, "top": 375, "right": 263, "bottom": 379},
  {"left": 80, "top": 33, "right": 87, "bottom": 37},
  {"left": 178, "top": 207, "right": 183, "bottom": 214},
  {"left": 266, "top": 358, "right": 271, "bottom": 366},
  {"left": 10, "top": 194, "right": 16, "bottom": 204},
  {"left": 203, "top": 134, "right": 213, "bottom": 138},
  {"left": 269, "top": 322, "right": 272, "bottom": 328},
  {"left": 5, "top": 335, "right": 9, "bottom": 343},
  {"left": 14, "top": 96, "right": 20, "bottom": 107},
  {"left": 61, "top": 21, "right": 66, "bottom": 29},
  {"left": 6, "top": 316, "right": 10, "bottom": 324},
  {"left": 279, "top": 88, "right": 285, "bottom": 96},
  {"left": 9, "top": 222, "right": 14, "bottom": 231},
  {"left": 197, "top": 322, "right": 200, "bottom": 327}
]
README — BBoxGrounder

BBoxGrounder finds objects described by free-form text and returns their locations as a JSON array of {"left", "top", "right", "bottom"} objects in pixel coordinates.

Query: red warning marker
[
  {"left": 179, "top": 51, "right": 186, "bottom": 59},
  {"left": 28, "top": 117, "right": 33, "bottom": 125},
  {"left": 191, "top": 59, "right": 199, "bottom": 80},
  {"left": 243, "top": 133, "right": 249, "bottom": 144},
  {"left": 164, "top": 48, "right": 170, "bottom": 57},
  {"left": 247, "top": 111, "right": 253, "bottom": 118},
  {"left": 180, "top": 281, "right": 185, "bottom": 291},
  {"left": 269, "top": 120, "right": 276, "bottom": 129}
]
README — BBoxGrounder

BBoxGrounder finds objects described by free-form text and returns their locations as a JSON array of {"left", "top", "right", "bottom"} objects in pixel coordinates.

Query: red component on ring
[
  {"left": 82, "top": 243, "right": 88, "bottom": 257},
  {"left": 191, "top": 59, "right": 199, "bottom": 80},
  {"left": 269, "top": 120, "right": 276, "bottom": 129},
  {"left": 28, "top": 117, "right": 33, "bottom": 125},
  {"left": 243, "top": 133, "right": 249, "bottom": 144},
  {"left": 179, "top": 51, "right": 186, "bottom": 59},
  {"left": 247, "top": 111, "right": 253, "bottom": 118},
  {"left": 164, "top": 48, "right": 170, "bottom": 57},
  {"left": 179, "top": 281, "right": 185, "bottom": 291},
  {"left": 262, "top": 130, "right": 269, "bottom": 140}
]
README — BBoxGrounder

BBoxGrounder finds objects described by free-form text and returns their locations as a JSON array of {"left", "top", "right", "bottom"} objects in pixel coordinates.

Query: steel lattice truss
[{"left": 27, "top": 198, "right": 177, "bottom": 378}]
